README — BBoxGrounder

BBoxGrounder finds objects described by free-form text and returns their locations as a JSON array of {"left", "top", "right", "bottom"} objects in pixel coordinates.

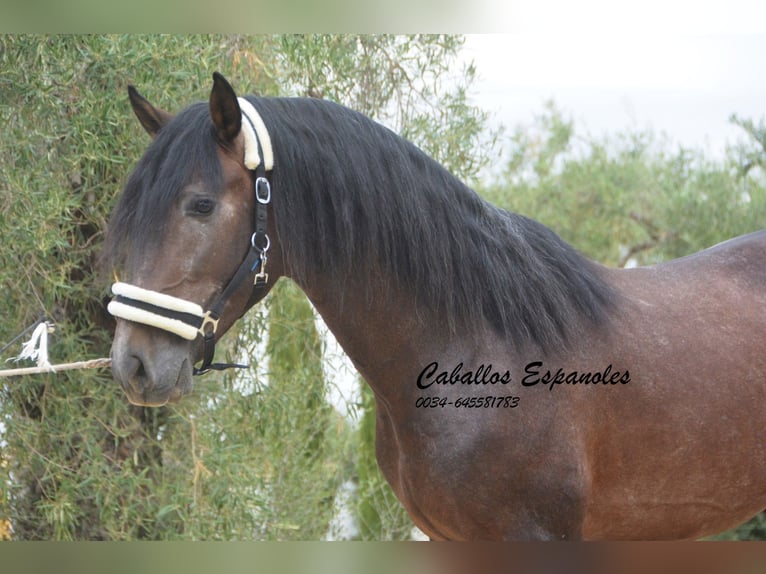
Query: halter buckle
[
  {"left": 255, "top": 177, "right": 271, "bottom": 204},
  {"left": 198, "top": 311, "right": 220, "bottom": 337}
]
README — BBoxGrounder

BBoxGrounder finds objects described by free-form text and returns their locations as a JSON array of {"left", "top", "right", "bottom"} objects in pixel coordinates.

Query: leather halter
[{"left": 108, "top": 97, "right": 273, "bottom": 375}]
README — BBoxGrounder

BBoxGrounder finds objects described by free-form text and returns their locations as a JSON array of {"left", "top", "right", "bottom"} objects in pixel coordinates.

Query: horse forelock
[{"left": 103, "top": 102, "right": 223, "bottom": 273}]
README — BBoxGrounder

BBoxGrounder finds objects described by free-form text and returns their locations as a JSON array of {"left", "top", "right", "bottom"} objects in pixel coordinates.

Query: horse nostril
[
  {"left": 112, "top": 349, "right": 152, "bottom": 404},
  {"left": 132, "top": 355, "right": 147, "bottom": 381},
  {"left": 119, "top": 353, "right": 148, "bottom": 389}
]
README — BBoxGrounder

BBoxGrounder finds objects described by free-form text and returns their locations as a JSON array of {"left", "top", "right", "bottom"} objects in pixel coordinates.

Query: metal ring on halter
[
  {"left": 255, "top": 176, "right": 271, "bottom": 204},
  {"left": 198, "top": 310, "right": 220, "bottom": 337},
  {"left": 251, "top": 232, "right": 270, "bottom": 253}
]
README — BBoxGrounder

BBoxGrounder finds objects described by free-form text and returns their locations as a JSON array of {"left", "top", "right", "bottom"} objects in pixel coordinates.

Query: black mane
[
  {"left": 256, "top": 97, "right": 616, "bottom": 351},
  {"left": 105, "top": 95, "right": 616, "bottom": 352}
]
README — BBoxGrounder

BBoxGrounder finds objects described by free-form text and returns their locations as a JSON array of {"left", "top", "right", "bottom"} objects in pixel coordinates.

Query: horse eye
[{"left": 190, "top": 198, "right": 215, "bottom": 215}]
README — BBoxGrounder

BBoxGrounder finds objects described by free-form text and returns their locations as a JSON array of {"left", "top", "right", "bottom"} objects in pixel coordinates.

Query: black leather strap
[
  {"left": 192, "top": 245, "right": 266, "bottom": 375},
  {"left": 193, "top": 113, "right": 271, "bottom": 376},
  {"left": 113, "top": 295, "right": 205, "bottom": 331}
]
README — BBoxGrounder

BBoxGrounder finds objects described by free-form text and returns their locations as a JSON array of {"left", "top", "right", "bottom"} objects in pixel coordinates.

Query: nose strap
[
  {"left": 108, "top": 282, "right": 206, "bottom": 341},
  {"left": 108, "top": 281, "right": 251, "bottom": 375}
]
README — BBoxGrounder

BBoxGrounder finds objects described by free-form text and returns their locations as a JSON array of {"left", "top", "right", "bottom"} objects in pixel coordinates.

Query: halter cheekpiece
[{"left": 108, "top": 97, "right": 273, "bottom": 375}]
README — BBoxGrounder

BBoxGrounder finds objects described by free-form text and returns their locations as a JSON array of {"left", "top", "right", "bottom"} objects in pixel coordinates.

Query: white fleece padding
[
  {"left": 238, "top": 97, "right": 273, "bottom": 171},
  {"left": 238, "top": 106, "right": 260, "bottom": 169},
  {"left": 107, "top": 301, "right": 200, "bottom": 341},
  {"left": 111, "top": 282, "right": 204, "bottom": 317}
]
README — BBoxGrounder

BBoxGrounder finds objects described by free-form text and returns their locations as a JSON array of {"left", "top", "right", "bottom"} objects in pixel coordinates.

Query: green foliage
[
  {"left": 485, "top": 102, "right": 766, "bottom": 268},
  {"left": 274, "top": 34, "right": 500, "bottom": 182},
  {"left": 353, "top": 384, "right": 413, "bottom": 540},
  {"left": 709, "top": 512, "right": 766, "bottom": 541},
  {"left": 259, "top": 281, "right": 350, "bottom": 539},
  {"left": 729, "top": 114, "right": 766, "bottom": 179}
]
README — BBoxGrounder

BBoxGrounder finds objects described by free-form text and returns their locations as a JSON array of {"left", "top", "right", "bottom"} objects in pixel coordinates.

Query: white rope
[
  {"left": 0, "top": 358, "right": 112, "bottom": 378},
  {"left": 0, "top": 320, "right": 111, "bottom": 378}
]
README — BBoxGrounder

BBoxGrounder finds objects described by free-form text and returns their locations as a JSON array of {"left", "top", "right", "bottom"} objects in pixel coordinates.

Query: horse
[{"left": 104, "top": 72, "right": 766, "bottom": 540}]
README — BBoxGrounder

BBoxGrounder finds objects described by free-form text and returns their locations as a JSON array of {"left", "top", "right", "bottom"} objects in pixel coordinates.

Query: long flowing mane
[
  {"left": 256, "top": 97, "right": 616, "bottom": 351},
  {"left": 105, "top": 95, "right": 617, "bottom": 352}
]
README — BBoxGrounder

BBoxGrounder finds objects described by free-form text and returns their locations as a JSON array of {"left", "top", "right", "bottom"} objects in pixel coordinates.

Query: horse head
[{"left": 105, "top": 73, "right": 281, "bottom": 406}]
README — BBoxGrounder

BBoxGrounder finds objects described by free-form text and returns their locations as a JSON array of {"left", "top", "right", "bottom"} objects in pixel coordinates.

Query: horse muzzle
[{"left": 110, "top": 319, "right": 195, "bottom": 407}]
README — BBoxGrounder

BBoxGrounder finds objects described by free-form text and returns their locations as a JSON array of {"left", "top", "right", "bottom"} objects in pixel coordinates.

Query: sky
[{"left": 460, "top": 31, "right": 766, "bottom": 162}]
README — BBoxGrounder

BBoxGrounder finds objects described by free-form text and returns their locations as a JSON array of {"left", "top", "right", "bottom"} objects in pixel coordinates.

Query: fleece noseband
[{"left": 108, "top": 97, "right": 273, "bottom": 375}]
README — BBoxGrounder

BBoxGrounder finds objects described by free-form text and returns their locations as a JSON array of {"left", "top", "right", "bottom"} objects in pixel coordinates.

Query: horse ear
[
  {"left": 209, "top": 72, "right": 242, "bottom": 143},
  {"left": 128, "top": 85, "right": 173, "bottom": 138}
]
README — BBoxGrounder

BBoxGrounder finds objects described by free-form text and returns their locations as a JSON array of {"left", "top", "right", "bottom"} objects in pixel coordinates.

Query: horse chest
[{"left": 371, "top": 389, "right": 589, "bottom": 540}]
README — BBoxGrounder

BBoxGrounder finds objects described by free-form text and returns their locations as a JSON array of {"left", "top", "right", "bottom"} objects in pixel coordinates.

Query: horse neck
[{"left": 295, "top": 271, "right": 453, "bottom": 400}]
